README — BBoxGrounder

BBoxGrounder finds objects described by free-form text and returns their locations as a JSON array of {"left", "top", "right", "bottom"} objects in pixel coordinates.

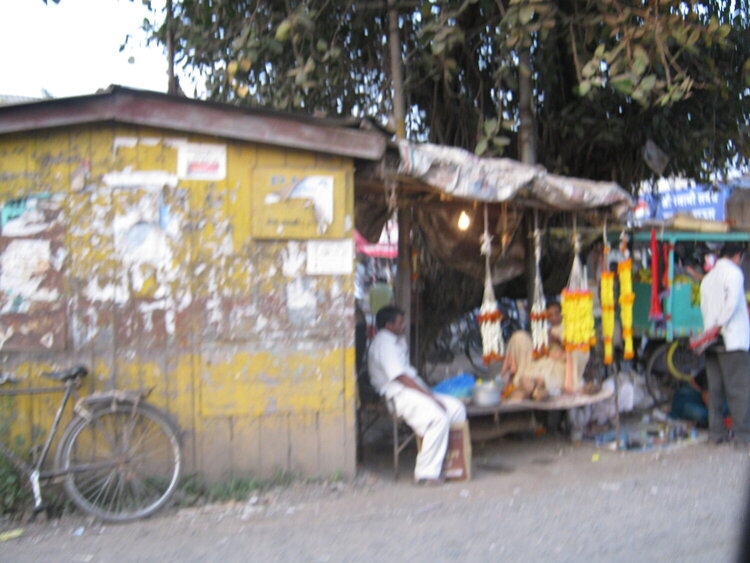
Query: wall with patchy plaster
[{"left": 0, "top": 124, "right": 357, "bottom": 480}]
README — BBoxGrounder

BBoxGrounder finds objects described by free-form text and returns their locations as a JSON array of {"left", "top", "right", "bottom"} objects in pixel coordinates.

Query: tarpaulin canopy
[{"left": 395, "top": 141, "right": 632, "bottom": 217}]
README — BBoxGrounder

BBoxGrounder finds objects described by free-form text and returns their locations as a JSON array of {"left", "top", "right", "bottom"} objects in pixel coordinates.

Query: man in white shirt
[
  {"left": 368, "top": 305, "right": 467, "bottom": 484},
  {"left": 699, "top": 243, "right": 750, "bottom": 447}
]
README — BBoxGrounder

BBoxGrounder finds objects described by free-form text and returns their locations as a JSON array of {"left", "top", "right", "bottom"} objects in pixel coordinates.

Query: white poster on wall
[
  {"left": 306, "top": 239, "right": 353, "bottom": 275},
  {"left": 0, "top": 239, "right": 58, "bottom": 312},
  {"left": 176, "top": 142, "right": 227, "bottom": 181}
]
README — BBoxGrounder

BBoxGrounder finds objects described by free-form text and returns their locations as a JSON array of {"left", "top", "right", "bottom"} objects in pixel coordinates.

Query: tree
[{"left": 143, "top": 0, "right": 750, "bottom": 191}]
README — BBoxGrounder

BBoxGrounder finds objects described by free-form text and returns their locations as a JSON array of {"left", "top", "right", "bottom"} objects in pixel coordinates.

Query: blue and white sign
[{"left": 634, "top": 186, "right": 730, "bottom": 221}]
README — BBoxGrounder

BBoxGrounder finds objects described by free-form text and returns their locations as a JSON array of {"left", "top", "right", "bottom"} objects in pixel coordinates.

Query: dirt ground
[{"left": 2, "top": 425, "right": 749, "bottom": 563}]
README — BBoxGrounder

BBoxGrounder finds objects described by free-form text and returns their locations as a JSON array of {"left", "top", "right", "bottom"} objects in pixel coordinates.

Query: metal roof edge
[{"left": 0, "top": 86, "right": 387, "bottom": 161}]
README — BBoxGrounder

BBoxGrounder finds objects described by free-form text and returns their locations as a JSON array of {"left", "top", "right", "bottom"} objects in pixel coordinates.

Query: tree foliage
[{"left": 145, "top": 0, "right": 750, "bottom": 191}]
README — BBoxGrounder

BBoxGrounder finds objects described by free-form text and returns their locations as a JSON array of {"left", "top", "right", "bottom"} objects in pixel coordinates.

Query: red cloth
[{"left": 649, "top": 228, "right": 663, "bottom": 320}]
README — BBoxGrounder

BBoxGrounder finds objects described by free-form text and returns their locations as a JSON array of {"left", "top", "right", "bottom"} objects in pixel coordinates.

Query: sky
[{"left": 1, "top": 0, "right": 170, "bottom": 99}]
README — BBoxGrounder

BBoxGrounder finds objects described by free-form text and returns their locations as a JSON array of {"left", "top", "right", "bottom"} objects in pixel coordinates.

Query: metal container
[{"left": 472, "top": 381, "right": 501, "bottom": 407}]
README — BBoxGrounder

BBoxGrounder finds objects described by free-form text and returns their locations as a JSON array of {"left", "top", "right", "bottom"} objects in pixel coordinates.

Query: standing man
[
  {"left": 368, "top": 305, "right": 466, "bottom": 485},
  {"left": 699, "top": 243, "right": 750, "bottom": 447}
]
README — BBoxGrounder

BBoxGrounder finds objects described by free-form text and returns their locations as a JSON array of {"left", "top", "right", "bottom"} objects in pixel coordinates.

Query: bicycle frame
[{"left": 0, "top": 377, "right": 79, "bottom": 511}]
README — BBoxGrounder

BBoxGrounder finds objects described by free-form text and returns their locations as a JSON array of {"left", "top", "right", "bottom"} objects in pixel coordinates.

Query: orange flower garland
[
  {"left": 478, "top": 205, "right": 504, "bottom": 365},
  {"left": 477, "top": 306, "right": 504, "bottom": 365},
  {"left": 530, "top": 308, "right": 549, "bottom": 360}
]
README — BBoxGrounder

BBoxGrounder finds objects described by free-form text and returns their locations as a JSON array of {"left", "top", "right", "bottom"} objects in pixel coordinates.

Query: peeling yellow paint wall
[{"left": 0, "top": 124, "right": 357, "bottom": 481}]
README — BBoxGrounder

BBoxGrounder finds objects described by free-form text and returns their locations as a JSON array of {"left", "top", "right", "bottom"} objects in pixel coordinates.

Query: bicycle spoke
[
  {"left": 88, "top": 467, "right": 119, "bottom": 509},
  {"left": 75, "top": 470, "right": 113, "bottom": 498},
  {"left": 127, "top": 426, "right": 173, "bottom": 458},
  {"left": 78, "top": 465, "right": 119, "bottom": 496},
  {"left": 107, "top": 471, "right": 128, "bottom": 515},
  {"left": 124, "top": 418, "right": 158, "bottom": 455}
]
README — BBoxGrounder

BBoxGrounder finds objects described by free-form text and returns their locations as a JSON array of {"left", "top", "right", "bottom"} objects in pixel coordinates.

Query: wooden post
[
  {"left": 395, "top": 207, "right": 412, "bottom": 345},
  {"left": 388, "top": 0, "right": 413, "bottom": 352}
]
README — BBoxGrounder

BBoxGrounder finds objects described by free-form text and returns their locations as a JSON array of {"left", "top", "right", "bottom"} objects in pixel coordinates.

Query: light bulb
[{"left": 457, "top": 210, "right": 471, "bottom": 230}]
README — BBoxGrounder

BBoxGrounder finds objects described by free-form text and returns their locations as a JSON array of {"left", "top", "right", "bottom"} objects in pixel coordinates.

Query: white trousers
[{"left": 391, "top": 389, "right": 466, "bottom": 480}]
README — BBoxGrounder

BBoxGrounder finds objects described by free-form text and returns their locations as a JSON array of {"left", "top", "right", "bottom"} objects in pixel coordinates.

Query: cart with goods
[{"left": 627, "top": 229, "right": 750, "bottom": 404}]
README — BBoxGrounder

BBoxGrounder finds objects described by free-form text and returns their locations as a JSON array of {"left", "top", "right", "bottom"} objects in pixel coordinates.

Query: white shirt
[
  {"left": 700, "top": 257, "right": 750, "bottom": 351},
  {"left": 367, "top": 329, "right": 426, "bottom": 398}
]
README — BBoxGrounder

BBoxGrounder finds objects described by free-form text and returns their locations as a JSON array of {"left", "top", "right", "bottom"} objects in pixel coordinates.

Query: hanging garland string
[
  {"left": 477, "top": 204, "right": 504, "bottom": 365},
  {"left": 561, "top": 217, "right": 595, "bottom": 352},
  {"left": 600, "top": 222, "right": 616, "bottom": 365},
  {"left": 618, "top": 231, "right": 635, "bottom": 360},
  {"left": 530, "top": 210, "right": 549, "bottom": 359}
]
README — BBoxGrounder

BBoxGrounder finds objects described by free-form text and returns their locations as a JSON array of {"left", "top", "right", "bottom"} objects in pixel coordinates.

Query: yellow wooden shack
[{"left": 0, "top": 86, "right": 386, "bottom": 481}]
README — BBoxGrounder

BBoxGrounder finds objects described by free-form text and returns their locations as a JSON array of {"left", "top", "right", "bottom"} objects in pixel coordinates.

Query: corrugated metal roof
[
  {"left": 0, "top": 85, "right": 387, "bottom": 160},
  {"left": 0, "top": 94, "right": 42, "bottom": 107}
]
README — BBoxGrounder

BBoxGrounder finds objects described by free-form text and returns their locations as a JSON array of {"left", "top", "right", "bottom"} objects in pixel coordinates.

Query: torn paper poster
[
  {"left": 0, "top": 238, "right": 59, "bottom": 313},
  {"left": 264, "top": 175, "right": 334, "bottom": 234}
]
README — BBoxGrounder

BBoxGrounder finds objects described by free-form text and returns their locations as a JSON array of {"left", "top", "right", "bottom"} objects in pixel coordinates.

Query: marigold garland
[
  {"left": 600, "top": 271, "right": 616, "bottom": 365},
  {"left": 618, "top": 256, "right": 635, "bottom": 360},
  {"left": 561, "top": 288, "right": 595, "bottom": 352}
]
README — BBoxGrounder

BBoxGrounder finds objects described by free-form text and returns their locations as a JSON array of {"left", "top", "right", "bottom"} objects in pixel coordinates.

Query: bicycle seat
[{"left": 42, "top": 365, "right": 89, "bottom": 382}]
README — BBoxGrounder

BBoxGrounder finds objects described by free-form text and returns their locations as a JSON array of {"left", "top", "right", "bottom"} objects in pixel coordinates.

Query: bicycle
[
  {"left": 0, "top": 366, "right": 182, "bottom": 522},
  {"left": 642, "top": 338, "right": 704, "bottom": 405}
]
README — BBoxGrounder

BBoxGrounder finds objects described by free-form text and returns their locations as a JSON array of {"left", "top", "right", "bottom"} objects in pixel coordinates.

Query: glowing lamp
[{"left": 457, "top": 210, "right": 471, "bottom": 230}]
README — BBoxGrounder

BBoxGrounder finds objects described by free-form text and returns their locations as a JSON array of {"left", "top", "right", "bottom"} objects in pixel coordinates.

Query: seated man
[
  {"left": 502, "top": 302, "right": 590, "bottom": 399},
  {"left": 367, "top": 305, "right": 467, "bottom": 485}
]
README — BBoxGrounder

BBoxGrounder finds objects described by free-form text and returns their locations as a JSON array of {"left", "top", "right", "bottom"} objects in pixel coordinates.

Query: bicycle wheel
[
  {"left": 666, "top": 338, "right": 704, "bottom": 382},
  {"left": 56, "top": 402, "right": 181, "bottom": 522},
  {"left": 644, "top": 342, "right": 681, "bottom": 405}
]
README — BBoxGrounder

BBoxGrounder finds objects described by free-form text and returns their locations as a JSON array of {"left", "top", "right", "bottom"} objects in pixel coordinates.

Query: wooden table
[{"left": 466, "top": 387, "right": 616, "bottom": 441}]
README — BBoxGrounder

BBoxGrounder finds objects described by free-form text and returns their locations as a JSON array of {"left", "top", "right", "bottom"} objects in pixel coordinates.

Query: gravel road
[{"left": 2, "top": 434, "right": 749, "bottom": 563}]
